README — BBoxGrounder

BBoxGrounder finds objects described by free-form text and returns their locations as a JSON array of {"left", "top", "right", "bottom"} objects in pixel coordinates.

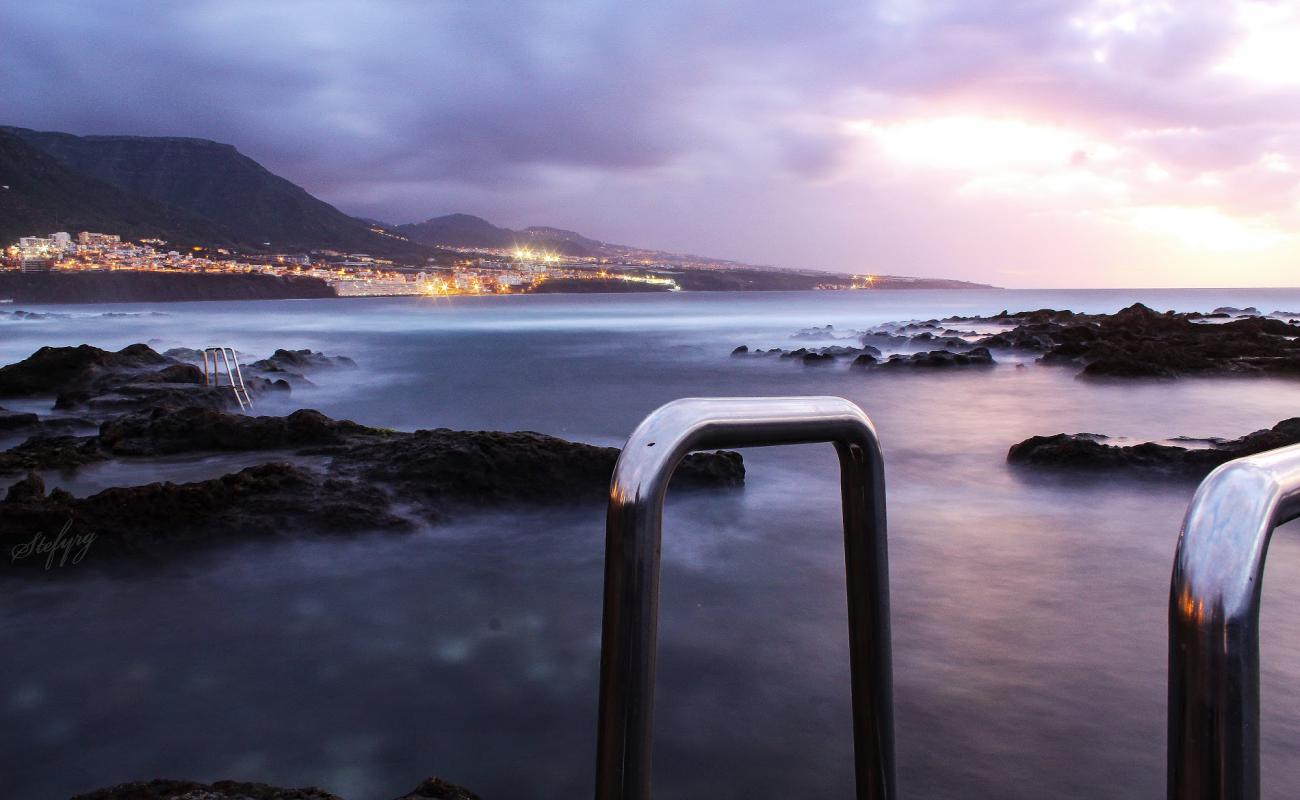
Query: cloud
[{"left": 2, "top": 0, "right": 1300, "bottom": 286}]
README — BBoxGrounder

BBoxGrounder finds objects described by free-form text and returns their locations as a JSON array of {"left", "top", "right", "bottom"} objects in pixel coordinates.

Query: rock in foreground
[
  {"left": 1, "top": 407, "right": 744, "bottom": 568},
  {"left": 1007, "top": 418, "right": 1300, "bottom": 477},
  {"left": 70, "top": 775, "right": 479, "bottom": 800}
]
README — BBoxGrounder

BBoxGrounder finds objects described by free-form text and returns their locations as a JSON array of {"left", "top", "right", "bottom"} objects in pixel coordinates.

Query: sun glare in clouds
[
  {"left": 1215, "top": 1, "right": 1300, "bottom": 86},
  {"left": 1108, "top": 206, "right": 1290, "bottom": 252},
  {"left": 850, "top": 116, "right": 1111, "bottom": 172},
  {"left": 849, "top": 108, "right": 1296, "bottom": 255}
]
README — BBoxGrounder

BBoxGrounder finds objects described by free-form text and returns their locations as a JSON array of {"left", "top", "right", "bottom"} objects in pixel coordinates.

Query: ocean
[{"left": 5, "top": 287, "right": 1300, "bottom": 799}]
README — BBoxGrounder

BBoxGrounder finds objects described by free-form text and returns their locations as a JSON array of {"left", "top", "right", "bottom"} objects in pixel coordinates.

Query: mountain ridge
[
  {"left": 0, "top": 128, "right": 241, "bottom": 248},
  {"left": 2, "top": 125, "right": 428, "bottom": 259}
]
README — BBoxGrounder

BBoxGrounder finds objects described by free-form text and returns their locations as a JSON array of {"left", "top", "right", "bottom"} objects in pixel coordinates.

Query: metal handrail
[
  {"left": 1169, "top": 443, "right": 1300, "bottom": 799},
  {"left": 594, "top": 396, "right": 894, "bottom": 800}
]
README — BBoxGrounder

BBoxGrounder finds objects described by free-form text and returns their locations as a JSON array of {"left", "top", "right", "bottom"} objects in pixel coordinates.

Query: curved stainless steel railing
[
  {"left": 594, "top": 396, "right": 894, "bottom": 800},
  {"left": 1169, "top": 443, "right": 1300, "bottom": 799}
]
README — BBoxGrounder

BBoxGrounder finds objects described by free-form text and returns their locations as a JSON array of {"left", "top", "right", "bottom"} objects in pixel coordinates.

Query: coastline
[
  {"left": 0, "top": 269, "right": 1003, "bottom": 305},
  {"left": 0, "top": 270, "right": 334, "bottom": 304}
]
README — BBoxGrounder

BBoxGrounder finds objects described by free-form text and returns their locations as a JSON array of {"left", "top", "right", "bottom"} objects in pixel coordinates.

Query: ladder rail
[
  {"left": 201, "top": 345, "right": 251, "bottom": 412},
  {"left": 594, "top": 396, "right": 894, "bottom": 800},
  {"left": 1168, "top": 442, "right": 1300, "bottom": 799}
]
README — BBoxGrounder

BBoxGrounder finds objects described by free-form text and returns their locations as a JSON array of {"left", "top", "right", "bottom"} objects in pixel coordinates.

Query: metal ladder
[
  {"left": 201, "top": 346, "right": 253, "bottom": 412},
  {"left": 594, "top": 396, "right": 894, "bottom": 800},
  {"left": 594, "top": 396, "right": 1300, "bottom": 800}
]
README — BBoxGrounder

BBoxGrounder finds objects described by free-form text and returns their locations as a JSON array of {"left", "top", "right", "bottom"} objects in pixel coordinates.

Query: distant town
[{"left": 2, "top": 229, "right": 892, "bottom": 297}]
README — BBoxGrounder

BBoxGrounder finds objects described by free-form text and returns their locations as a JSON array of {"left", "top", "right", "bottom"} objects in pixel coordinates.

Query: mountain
[
  {"left": 2, "top": 126, "right": 428, "bottom": 258},
  {"left": 0, "top": 129, "right": 238, "bottom": 248},
  {"left": 396, "top": 213, "right": 516, "bottom": 249},
  {"left": 396, "top": 214, "right": 598, "bottom": 256}
]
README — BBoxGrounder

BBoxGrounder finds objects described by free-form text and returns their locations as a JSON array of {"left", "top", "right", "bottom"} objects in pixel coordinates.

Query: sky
[{"left": 4, "top": 0, "right": 1300, "bottom": 288}]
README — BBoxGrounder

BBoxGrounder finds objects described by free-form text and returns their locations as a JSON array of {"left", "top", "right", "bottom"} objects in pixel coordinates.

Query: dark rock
[
  {"left": 0, "top": 433, "right": 106, "bottom": 473},
  {"left": 0, "top": 406, "right": 39, "bottom": 431},
  {"left": 391, "top": 777, "right": 482, "bottom": 800},
  {"left": 819, "top": 345, "right": 871, "bottom": 358},
  {"left": 859, "top": 332, "right": 911, "bottom": 347},
  {"left": 98, "top": 407, "right": 379, "bottom": 456},
  {"left": 746, "top": 344, "right": 877, "bottom": 362},
  {"left": 1, "top": 407, "right": 746, "bottom": 565},
  {"left": 791, "top": 324, "right": 858, "bottom": 341},
  {"left": 909, "top": 332, "right": 973, "bottom": 350},
  {"left": 329, "top": 427, "right": 744, "bottom": 516},
  {"left": 0, "top": 463, "right": 412, "bottom": 564},
  {"left": 1213, "top": 306, "right": 1259, "bottom": 315},
  {"left": 1007, "top": 417, "right": 1300, "bottom": 477},
  {"left": 69, "top": 778, "right": 344, "bottom": 799},
  {"left": 4, "top": 472, "right": 45, "bottom": 503},
  {"left": 162, "top": 347, "right": 205, "bottom": 363},
  {"left": 731, "top": 345, "right": 749, "bottom": 356},
  {"left": 850, "top": 353, "right": 878, "bottom": 368},
  {"left": 877, "top": 347, "right": 995, "bottom": 368},
  {"left": 68, "top": 776, "right": 481, "bottom": 800},
  {"left": 251, "top": 348, "right": 357, "bottom": 373},
  {"left": 56, "top": 382, "right": 232, "bottom": 413},
  {"left": 0, "top": 343, "right": 167, "bottom": 396},
  {"left": 970, "top": 303, "right": 1300, "bottom": 379}
]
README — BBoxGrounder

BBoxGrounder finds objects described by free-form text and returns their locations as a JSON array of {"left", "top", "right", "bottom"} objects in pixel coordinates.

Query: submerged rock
[{"left": 1007, "top": 417, "right": 1300, "bottom": 477}]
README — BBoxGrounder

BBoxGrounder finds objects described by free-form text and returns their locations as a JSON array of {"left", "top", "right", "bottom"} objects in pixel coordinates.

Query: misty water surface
[{"left": 5, "top": 288, "right": 1300, "bottom": 799}]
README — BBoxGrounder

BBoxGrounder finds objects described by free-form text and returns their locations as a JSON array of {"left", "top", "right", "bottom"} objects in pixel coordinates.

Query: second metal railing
[
  {"left": 1169, "top": 442, "right": 1300, "bottom": 799},
  {"left": 594, "top": 396, "right": 894, "bottom": 800}
]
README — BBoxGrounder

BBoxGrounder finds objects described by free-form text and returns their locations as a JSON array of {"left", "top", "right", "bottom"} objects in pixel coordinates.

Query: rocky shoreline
[
  {"left": 731, "top": 303, "right": 1300, "bottom": 378},
  {"left": 0, "top": 343, "right": 744, "bottom": 572}
]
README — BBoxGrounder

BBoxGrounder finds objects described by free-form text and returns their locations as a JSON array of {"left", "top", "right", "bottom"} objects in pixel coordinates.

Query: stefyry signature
[{"left": 10, "top": 521, "right": 96, "bottom": 570}]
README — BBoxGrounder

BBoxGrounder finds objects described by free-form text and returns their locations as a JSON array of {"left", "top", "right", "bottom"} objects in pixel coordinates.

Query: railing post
[
  {"left": 594, "top": 396, "right": 894, "bottom": 800},
  {"left": 1169, "top": 443, "right": 1300, "bottom": 799}
]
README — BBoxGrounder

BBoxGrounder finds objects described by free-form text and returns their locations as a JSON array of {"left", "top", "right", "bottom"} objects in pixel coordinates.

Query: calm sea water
[{"left": 5, "top": 288, "right": 1300, "bottom": 799}]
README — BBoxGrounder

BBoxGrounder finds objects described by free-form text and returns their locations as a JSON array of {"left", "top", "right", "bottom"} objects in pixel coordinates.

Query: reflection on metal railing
[
  {"left": 594, "top": 396, "right": 894, "bottom": 800},
  {"left": 201, "top": 346, "right": 252, "bottom": 412},
  {"left": 1169, "top": 443, "right": 1300, "bottom": 799}
]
